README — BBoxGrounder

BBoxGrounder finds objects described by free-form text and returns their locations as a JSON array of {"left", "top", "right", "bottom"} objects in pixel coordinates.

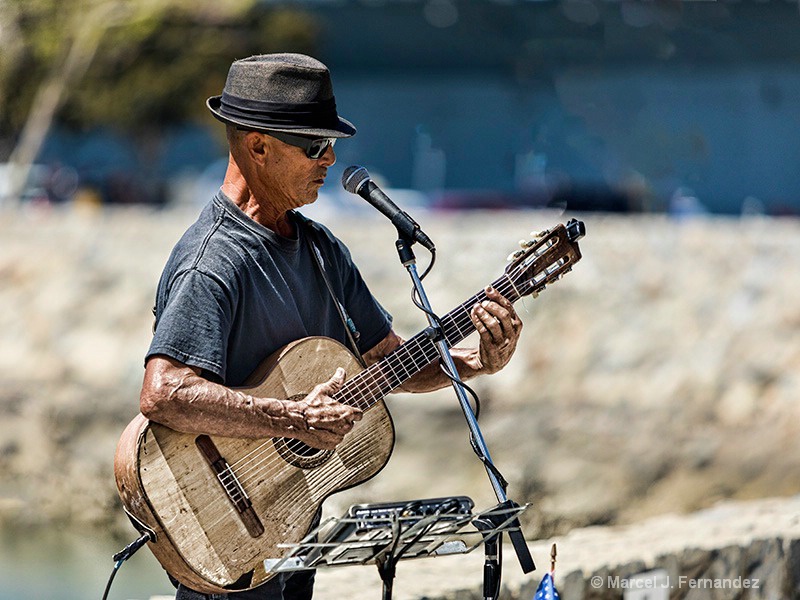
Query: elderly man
[{"left": 140, "top": 53, "right": 522, "bottom": 600}]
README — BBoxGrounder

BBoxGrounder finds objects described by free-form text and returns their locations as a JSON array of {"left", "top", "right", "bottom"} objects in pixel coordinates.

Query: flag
[{"left": 534, "top": 572, "right": 560, "bottom": 600}]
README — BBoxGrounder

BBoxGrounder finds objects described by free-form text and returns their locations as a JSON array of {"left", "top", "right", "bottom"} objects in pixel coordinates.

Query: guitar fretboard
[{"left": 334, "top": 272, "right": 521, "bottom": 411}]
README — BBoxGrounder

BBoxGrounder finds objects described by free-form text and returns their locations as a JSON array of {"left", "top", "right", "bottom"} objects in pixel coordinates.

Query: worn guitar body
[{"left": 115, "top": 337, "right": 395, "bottom": 594}]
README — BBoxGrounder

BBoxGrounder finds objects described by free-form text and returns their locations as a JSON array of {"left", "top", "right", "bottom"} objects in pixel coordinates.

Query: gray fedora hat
[{"left": 207, "top": 53, "right": 356, "bottom": 138}]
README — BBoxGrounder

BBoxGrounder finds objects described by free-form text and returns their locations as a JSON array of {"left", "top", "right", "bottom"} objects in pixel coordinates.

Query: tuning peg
[
  {"left": 507, "top": 250, "right": 525, "bottom": 262},
  {"left": 518, "top": 239, "right": 536, "bottom": 249}
]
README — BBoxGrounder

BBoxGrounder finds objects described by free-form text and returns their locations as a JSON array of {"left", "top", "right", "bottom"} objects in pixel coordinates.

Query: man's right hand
[{"left": 288, "top": 367, "right": 363, "bottom": 450}]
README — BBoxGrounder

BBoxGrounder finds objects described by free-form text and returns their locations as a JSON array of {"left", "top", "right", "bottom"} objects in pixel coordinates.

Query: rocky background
[{"left": 0, "top": 205, "right": 798, "bottom": 564}]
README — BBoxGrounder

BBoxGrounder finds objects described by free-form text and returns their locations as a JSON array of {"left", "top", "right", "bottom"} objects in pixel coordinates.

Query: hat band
[{"left": 220, "top": 92, "right": 340, "bottom": 130}]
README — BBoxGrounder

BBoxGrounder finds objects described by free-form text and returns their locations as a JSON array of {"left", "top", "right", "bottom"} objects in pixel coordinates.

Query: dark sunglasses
[{"left": 264, "top": 130, "right": 336, "bottom": 159}]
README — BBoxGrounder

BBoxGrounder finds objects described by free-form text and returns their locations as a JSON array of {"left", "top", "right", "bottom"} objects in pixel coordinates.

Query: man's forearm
[
  {"left": 141, "top": 360, "right": 302, "bottom": 438},
  {"left": 140, "top": 356, "right": 361, "bottom": 450}
]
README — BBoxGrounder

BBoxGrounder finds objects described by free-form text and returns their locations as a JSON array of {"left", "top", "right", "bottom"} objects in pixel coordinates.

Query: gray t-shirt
[{"left": 147, "top": 191, "right": 392, "bottom": 386}]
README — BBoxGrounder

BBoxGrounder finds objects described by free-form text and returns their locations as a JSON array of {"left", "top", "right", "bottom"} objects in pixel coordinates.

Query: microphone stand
[{"left": 393, "top": 232, "right": 535, "bottom": 595}]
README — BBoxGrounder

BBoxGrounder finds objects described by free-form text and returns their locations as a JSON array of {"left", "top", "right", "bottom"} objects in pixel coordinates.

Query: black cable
[
  {"left": 439, "top": 362, "right": 482, "bottom": 419},
  {"left": 101, "top": 531, "right": 153, "bottom": 600},
  {"left": 491, "top": 540, "right": 503, "bottom": 600},
  {"left": 409, "top": 277, "right": 483, "bottom": 417},
  {"left": 112, "top": 531, "right": 153, "bottom": 562},
  {"left": 469, "top": 433, "right": 509, "bottom": 493},
  {"left": 101, "top": 560, "right": 124, "bottom": 600},
  {"left": 418, "top": 247, "right": 436, "bottom": 281}
]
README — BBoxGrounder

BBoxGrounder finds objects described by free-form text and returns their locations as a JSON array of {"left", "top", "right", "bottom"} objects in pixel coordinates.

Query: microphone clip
[
  {"left": 395, "top": 237, "right": 417, "bottom": 266},
  {"left": 423, "top": 325, "right": 445, "bottom": 344}
]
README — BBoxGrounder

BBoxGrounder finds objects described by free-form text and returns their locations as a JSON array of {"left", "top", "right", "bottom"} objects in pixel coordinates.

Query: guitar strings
[
  {"left": 211, "top": 330, "right": 443, "bottom": 489},
  {"left": 200, "top": 400, "right": 385, "bottom": 530}
]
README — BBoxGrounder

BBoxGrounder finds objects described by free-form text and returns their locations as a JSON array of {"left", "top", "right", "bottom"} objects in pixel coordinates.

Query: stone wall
[{"left": 0, "top": 206, "right": 799, "bottom": 542}]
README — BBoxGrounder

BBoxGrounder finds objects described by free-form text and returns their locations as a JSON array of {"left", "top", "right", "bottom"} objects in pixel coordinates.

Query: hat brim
[{"left": 207, "top": 96, "right": 356, "bottom": 138}]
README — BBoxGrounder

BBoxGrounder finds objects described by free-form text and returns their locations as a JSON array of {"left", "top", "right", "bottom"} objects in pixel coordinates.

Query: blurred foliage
[{"left": 0, "top": 0, "right": 321, "bottom": 138}]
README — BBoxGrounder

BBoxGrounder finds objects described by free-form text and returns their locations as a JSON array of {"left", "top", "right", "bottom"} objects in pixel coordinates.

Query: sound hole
[
  {"left": 273, "top": 437, "right": 334, "bottom": 469},
  {"left": 273, "top": 394, "right": 335, "bottom": 468},
  {"left": 286, "top": 440, "right": 319, "bottom": 457}
]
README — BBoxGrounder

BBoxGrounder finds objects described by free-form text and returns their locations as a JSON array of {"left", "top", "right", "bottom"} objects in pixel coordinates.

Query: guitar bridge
[{"left": 195, "top": 435, "right": 265, "bottom": 538}]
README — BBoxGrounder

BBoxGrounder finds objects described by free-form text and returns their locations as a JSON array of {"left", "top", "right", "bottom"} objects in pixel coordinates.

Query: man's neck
[{"left": 220, "top": 154, "right": 295, "bottom": 238}]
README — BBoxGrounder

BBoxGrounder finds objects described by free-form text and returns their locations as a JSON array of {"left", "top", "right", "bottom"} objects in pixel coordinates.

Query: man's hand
[
  {"left": 288, "top": 367, "right": 363, "bottom": 450},
  {"left": 469, "top": 286, "right": 523, "bottom": 374},
  {"left": 357, "top": 289, "right": 523, "bottom": 396}
]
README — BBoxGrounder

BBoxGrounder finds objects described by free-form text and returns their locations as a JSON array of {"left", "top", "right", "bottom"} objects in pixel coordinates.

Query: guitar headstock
[{"left": 505, "top": 219, "right": 585, "bottom": 298}]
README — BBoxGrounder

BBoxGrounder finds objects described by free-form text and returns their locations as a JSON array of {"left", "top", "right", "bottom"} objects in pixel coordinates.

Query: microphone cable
[
  {"left": 101, "top": 530, "right": 154, "bottom": 600},
  {"left": 410, "top": 247, "right": 481, "bottom": 419}
]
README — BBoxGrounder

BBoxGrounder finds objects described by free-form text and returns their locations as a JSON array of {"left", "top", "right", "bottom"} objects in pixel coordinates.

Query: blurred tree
[{"left": 0, "top": 0, "right": 320, "bottom": 203}]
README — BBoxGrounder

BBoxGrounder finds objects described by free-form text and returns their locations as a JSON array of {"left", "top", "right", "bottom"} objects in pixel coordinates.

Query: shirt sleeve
[{"left": 146, "top": 268, "right": 234, "bottom": 382}]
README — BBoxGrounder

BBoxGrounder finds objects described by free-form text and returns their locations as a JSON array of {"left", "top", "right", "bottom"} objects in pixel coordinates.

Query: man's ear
[{"left": 245, "top": 132, "right": 268, "bottom": 164}]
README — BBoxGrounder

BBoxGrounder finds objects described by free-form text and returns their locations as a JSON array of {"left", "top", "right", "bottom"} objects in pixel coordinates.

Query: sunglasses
[{"left": 264, "top": 130, "right": 336, "bottom": 159}]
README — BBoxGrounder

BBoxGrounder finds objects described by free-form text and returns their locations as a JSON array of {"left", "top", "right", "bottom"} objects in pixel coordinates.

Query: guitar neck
[{"left": 335, "top": 272, "right": 521, "bottom": 411}]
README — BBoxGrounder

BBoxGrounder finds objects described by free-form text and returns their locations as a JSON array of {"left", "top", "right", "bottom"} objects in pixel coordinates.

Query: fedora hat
[{"left": 207, "top": 53, "right": 356, "bottom": 138}]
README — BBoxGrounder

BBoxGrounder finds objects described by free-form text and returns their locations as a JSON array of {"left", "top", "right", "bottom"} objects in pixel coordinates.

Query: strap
[{"left": 298, "top": 214, "right": 367, "bottom": 368}]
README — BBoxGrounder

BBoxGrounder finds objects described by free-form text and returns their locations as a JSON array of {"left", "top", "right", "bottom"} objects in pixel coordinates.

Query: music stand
[{"left": 264, "top": 497, "right": 530, "bottom": 600}]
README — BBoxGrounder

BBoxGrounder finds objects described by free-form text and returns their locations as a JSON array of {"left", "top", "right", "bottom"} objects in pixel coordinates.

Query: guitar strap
[{"left": 297, "top": 213, "right": 368, "bottom": 369}]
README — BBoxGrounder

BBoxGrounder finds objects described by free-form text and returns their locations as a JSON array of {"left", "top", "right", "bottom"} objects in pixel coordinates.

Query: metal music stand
[{"left": 264, "top": 497, "right": 530, "bottom": 600}]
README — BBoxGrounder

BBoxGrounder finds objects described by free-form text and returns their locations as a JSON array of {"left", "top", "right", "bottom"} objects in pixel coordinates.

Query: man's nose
[{"left": 319, "top": 144, "right": 336, "bottom": 167}]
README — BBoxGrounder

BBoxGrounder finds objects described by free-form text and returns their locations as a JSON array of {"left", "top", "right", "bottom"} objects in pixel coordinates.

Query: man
[{"left": 140, "top": 53, "right": 522, "bottom": 600}]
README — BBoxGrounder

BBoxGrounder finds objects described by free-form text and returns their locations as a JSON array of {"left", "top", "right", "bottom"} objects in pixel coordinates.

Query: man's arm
[
  {"left": 139, "top": 356, "right": 362, "bottom": 450},
  {"left": 363, "top": 286, "right": 523, "bottom": 393}
]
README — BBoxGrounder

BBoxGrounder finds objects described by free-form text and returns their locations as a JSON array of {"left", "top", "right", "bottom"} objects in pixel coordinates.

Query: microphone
[{"left": 342, "top": 166, "right": 435, "bottom": 252}]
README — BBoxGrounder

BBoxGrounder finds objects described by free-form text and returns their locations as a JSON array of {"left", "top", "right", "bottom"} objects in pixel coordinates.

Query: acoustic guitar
[{"left": 114, "top": 219, "right": 585, "bottom": 593}]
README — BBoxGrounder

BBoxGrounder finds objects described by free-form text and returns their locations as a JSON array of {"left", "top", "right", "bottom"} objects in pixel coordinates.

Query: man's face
[{"left": 261, "top": 134, "right": 336, "bottom": 210}]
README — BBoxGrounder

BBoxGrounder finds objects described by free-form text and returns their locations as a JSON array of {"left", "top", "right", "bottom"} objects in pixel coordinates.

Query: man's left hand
[{"left": 469, "top": 286, "right": 523, "bottom": 374}]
